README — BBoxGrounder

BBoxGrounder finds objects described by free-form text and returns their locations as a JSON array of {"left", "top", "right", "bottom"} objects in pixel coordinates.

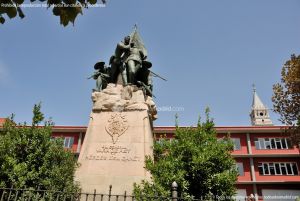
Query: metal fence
[{"left": 0, "top": 183, "right": 203, "bottom": 201}]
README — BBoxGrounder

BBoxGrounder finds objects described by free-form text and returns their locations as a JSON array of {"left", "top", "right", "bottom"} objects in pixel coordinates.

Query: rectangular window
[
  {"left": 258, "top": 164, "right": 264, "bottom": 175},
  {"left": 254, "top": 138, "right": 264, "bottom": 149},
  {"left": 292, "top": 163, "right": 299, "bottom": 175},
  {"left": 282, "top": 139, "right": 287, "bottom": 149},
  {"left": 236, "top": 163, "right": 244, "bottom": 176},
  {"left": 218, "top": 138, "right": 240, "bottom": 150},
  {"left": 280, "top": 163, "right": 287, "bottom": 175},
  {"left": 254, "top": 138, "right": 292, "bottom": 150},
  {"left": 265, "top": 139, "right": 271, "bottom": 149},
  {"left": 255, "top": 138, "right": 260, "bottom": 149},
  {"left": 263, "top": 163, "right": 270, "bottom": 175},
  {"left": 275, "top": 163, "right": 281, "bottom": 175},
  {"left": 64, "top": 137, "right": 74, "bottom": 149},
  {"left": 259, "top": 138, "right": 265, "bottom": 149},
  {"left": 258, "top": 162, "right": 298, "bottom": 176},
  {"left": 275, "top": 138, "right": 282, "bottom": 149},
  {"left": 287, "top": 163, "right": 293, "bottom": 175},
  {"left": 231, "top": 138, "right": 241, "bottom": 150},
  {"left": 269, "top": 163, "right": 275, "bottom": 175},
  {"left": 270, "top": 138, "right": 276, "bottom": 149}
]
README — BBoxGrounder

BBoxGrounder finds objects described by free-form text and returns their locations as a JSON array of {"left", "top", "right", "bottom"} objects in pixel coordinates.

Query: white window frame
[
  {"left": 231, "top": 138, "right": 241, "bottom": 150},
  {"left": 258, "top": 162, "right": 299, "bottom": 176},
  {"left": 274, "top": 163, "right": 281, "bottom": 175},
  {"left": 218, "top": 138, "right": 241, "bottom": 150},
  {"left": 286, "top": 163, "right": 293, "bottom": 175},
  {"left": 269, "top": 163, "right": 275, "bottom": 175},
  {"left": 254, "top": 138, "right": 291, "bottom": 150},
  {"left": 64, "top": 137, "right": 74, "bottom": 149},
  {"left": 236, "top": 162, "right": 244, "bottom": 176}
]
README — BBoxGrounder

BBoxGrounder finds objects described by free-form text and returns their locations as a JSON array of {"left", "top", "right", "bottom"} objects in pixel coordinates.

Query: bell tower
[{"left": 250, "top": 85, "right": 273, "bottom": 126}]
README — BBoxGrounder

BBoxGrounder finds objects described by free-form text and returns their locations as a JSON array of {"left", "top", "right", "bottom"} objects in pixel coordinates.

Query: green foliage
[
  {"left": 134, "top": 109, "right": 238, "bottom": 200},
  {"left": 272, "top": 54, "right": 300, "bottom": 125},
  {"left": 272, "top": 54, "right": 300, "bottom": 144},
  {"left": 0, "top": 103, "right": 79, "bottom": 192},
  {"left": 0, "top": 0, "right": 106, "bottom": 26}
]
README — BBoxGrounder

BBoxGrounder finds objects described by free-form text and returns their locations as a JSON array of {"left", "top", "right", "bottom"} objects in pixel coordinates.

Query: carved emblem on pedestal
[{"left": 105, "top": 113, "right": 129, "bottom": 144}]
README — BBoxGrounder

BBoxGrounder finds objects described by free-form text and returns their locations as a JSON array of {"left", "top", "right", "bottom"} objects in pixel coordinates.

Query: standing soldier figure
[
  {"left": 109, "top": 36, "right": 130, "bottom": 85},
  {"left": 125, "top": 41, "right": 146, "bottom": 85}
]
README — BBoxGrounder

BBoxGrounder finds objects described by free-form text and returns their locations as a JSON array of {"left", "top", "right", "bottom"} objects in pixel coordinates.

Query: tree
[
  {"left": 0, "top": 0, "right": 106, "bottom": 26},
  {"left": 272, "top": 54, "right": 300, "bottom": 143},
  {"left": 0, "top": 103, "right": 79, "bottom": 192},
  {"left": 134, "top": 109, "right": 238, "bottom": 200}
]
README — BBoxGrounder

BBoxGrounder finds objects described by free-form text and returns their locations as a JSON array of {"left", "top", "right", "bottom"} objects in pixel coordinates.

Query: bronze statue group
[{"left": 89, "top": 32, "right": 155, "bottom": 97}]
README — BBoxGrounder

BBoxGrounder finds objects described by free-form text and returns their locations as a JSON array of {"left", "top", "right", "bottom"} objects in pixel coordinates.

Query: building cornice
[
  {"left": 52, "top": 126, "right": 87, "bottom": 133},
  {"left": 232, "top": 154, "right": 300, "bottom": 158},
  {"left": 1, "top": 125, "right": 291, "bottom": 134},
  {"left": 237, "top": 181, "right": 300, "bottom": 185},
  {"left": 154, "top": 126, "right": 290, "bottom": 134}
]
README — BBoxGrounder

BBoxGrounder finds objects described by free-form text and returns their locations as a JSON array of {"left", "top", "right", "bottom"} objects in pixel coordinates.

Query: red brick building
[
  {"left": 2, "top": 89, "right": 300, "bottom": 200},
  {"left": 48, "top": 89, "right": 300, "bottom": 200},
  {"left": 51, "top": 125, "right": 300, "bottom": 200}
]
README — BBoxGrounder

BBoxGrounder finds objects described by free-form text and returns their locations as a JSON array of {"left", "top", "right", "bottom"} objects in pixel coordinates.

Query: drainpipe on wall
[
  {"left": 77, "top": 132, "right": 83, "bottom": 153},
  {"left": 247, "top": 133, "right": 258, "bottom": 201}
]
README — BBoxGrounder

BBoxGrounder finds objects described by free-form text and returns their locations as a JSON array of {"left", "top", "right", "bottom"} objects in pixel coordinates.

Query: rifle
[
  {"left": 137, "top": 81, "right": 156, "bottom": 98},
  {"left": 87, "top": 72, "right": 110, "bottom": 80},
  {"left": 87, "top": 71, "right": 100, "bottom": 79},
  {"left": 149, "top": 70, "right": 167, "bottom": 81}
]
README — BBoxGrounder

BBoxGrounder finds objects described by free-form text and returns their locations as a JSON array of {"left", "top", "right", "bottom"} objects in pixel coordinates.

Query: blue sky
[{"left": 0, "top": 0, "right": 300, "bottom": 126}]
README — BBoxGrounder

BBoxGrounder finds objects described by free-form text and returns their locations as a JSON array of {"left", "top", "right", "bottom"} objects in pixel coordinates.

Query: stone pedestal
[{"left": 75, "top": 83, "right": 157, "bottom": 195}]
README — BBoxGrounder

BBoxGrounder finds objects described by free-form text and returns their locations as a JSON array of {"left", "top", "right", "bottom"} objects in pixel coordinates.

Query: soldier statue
[
  {"left": 109, "top": 36, "right": 130, "bottom": 85},
  {"left": 88, "top": 61, "right": 110, "bottom": 92},
  {"left": 89, "top": 27, "right": 166, "bottom": 97},
  {"left": 124, "top": 41, "right": 146, "bottom": 85}
]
